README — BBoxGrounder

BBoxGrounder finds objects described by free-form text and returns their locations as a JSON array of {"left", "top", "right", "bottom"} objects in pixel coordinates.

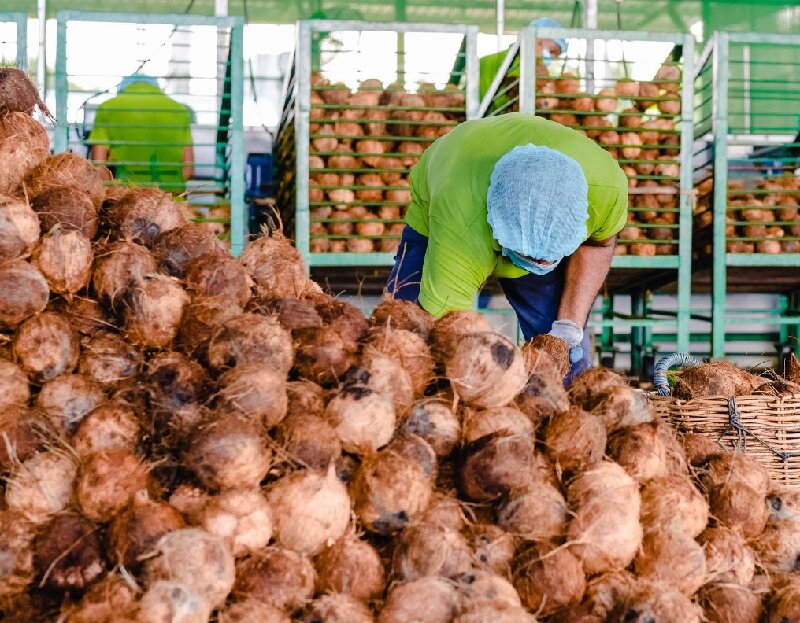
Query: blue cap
[
  {"left": 531, "top": 17, "right": 568, "bottom": 55},
  {"left": 487, "top": 144, "right": 589, "bottom": 263},
  {"left": 118, "top": 74, "right": 159, "bottom": 92}
]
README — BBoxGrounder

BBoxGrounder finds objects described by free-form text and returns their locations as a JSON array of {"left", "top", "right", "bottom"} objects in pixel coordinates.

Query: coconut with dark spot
[
  {"left": 370, "top": 298, "right": 434, "bottom": 338},
  {"left": 186, "top": 252, "right": 253, "bottom": 305},
  {"left": 293, "top": 325, "right": 359, "bottom": 387},
  {"left": 401, "top": 398, "right": 459, "bottom": 457},
  {"left": 0, "top": 194, "right": 39, "bottom": 261},
  {"left": 0, "top": 405, "right": 54, "bottom": 472},
  {"left": 110, "top": 491, "right": 185, "bottom": 568},
  {"left": 78, "top": 331, "right": 142, "bottom": 386},
  {"left": 392, "top": 523, "right": 472, "bottom": 582},
  {"left": 233, "top": 546, "right": 315, "bottom": 612},
  {"left": 467, "top": 524, "right": 515, "bottom": 575},
  {"left": 36, "top": 373, "right": 105, "bottom": 434},
  {"left": 136, "top": 581, "right": 210, "bottom": 623},
  {"left": 753, "top": 515, "right": 800, "bottom": 575},
  {"left": 107, "top": 188, "right": 187, "bottom": 247},
  {"left": 459, "top": 432, "right": 535, "bottom": 501},
  {"left": 315, "top": 532, "right": 386, "bottom": 601},
  {"left": 325, "top": 382, "right": 396, "bottom": 454},
  {"left": 569, "top": 367, "right": 627, "bottom": 410},
  {"left": 430, "top": 310, "right": 492, "bottom": 360},
  {"left": 699, "top": 583, "right": 762, "bottom": 623},
  {"left": 248, "top": 296, "right": 322, "bottom": 333},
  {"left": 123, "top": 274, "right": 188, "bottom": 349},
  {"left": 275, "top": 413, "right": 341, "bottom": 470},
  {"left": 612, "top": 580, "right": 702, "bottom": 623},
  {"left": 514, "top": 366, "right": 569, "bottom": 429},
  {"left": 545, "top": 406, "right": 607, "bottom": 474},
  {"left": 581, "top": 570, "right": 638, "bottom": 619},
  {"left": 513, "top": 542, "right": 586, "bottom": 617},
  {"left": 92, "top": 240, "right": 157, "bottom": 307},
  {"left": 377, "top": 577, "right": 459, "bottom": 623},
  {"left": 13, "top": 312, "right": 79, "bottom": 381},
  {"left": 33, "top": 224, "right": 94, "bottom": 294},
  {"left": 76, "top": 449, "right": 149, "bottom": 523},
  {"left": 461, "top": 405, "right": 533, "bottom": 444},
  {"left": 25, "top": 153, "right": 106, "bottom": 206},
  {"left": 363, "top": 327, "right": 434, "bottom": 395},
  {"left": 34, "top": 513, "right": 106, "bottom": 591},
  {"left": 207, "top": 312, "right": 293, "bottom": 373},
  {"left": 154, "top": 223, "right": 227, "bottom": 278},
  {"left": 0, "top": 358, "right": 29, "bottom": 409},
  {"left": 312, "top": 297, "right": 370, "bottom": 345},
  {"left": 31, "top": 186, "right": 97, "bottom": 238},
  {"left": 72, "top": 400, "right": 140, "bottom": 457},
  {"left": 217, "top": 363, "right": 287, "bottom": 427},
  {"left": 146, "top": 351, "right": 209, "bottom": 412},
  {"left": 177, "top": 295, "right": 242, "bottom": 357},
  {"left": 0, "top": 260, "right": 49, "bottom": 328}
]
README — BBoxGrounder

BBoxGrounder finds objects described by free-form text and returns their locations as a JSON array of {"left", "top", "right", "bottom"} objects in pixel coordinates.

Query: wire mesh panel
[
  {"left": 0, "top": 12, "right": 27, "bottom": 71},
  {"left": 54, "top": 11, "right": 246, "bottom": 255},
  {"left": 276, "top": 20, "right": 479, "bottom": 268}
]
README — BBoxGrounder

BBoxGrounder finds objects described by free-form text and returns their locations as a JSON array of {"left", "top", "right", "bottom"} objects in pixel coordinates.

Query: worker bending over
[{"left": 387, "top": 113, "right": 629, "bottom": 380}]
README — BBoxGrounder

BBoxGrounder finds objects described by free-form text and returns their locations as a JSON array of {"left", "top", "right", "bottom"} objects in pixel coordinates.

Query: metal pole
[
  {"left": 229, "top": 22, "right": 245, "bottom": 256},
  {"left": 742, "top": 44, "right": 750, "bottom": 134},
  {"left": 711, "top": 33, "right": 729, "bottom": 358},
  {"left": 583, "top": 0, "right": 598, "bottom": 92},
  {"left": 496, "top": 0, "right": 505, "bottom": 50},
  {"left": 37, "top": 0, "right": 46, "bottom": 96}
]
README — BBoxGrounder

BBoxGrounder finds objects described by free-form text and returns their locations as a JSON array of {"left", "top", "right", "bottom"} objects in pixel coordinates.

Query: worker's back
[{"left": 88, "top": 82, "right": 192, "bottom": 192}]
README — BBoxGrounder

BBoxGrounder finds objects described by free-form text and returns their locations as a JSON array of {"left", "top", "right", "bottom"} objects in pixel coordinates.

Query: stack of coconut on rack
[{"left": 5, "top": 68, "right": 800, "bottom": 623}]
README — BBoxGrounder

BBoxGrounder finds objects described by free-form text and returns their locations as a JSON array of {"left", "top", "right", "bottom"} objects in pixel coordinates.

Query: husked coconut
[
  {"left": 401, "top": 399, "right": 459, "bottom": 457},
  {"left": 154, "top": 223, "right": 227, "bottom": 278},
  {"left": 700, "top": 451, "right": 770, "bottom": 496},
  {"left": 240, "top": 232, "right": 311, "bottom": 298},
  {"left": 13, "top": 312, "right": 79, "bottom": 381},
  {"left": 459, "top": 432, "right": 535, "bottom": 501},
  {"left": 430, "top": 310, "right": 492, "bottom": 360},
  {"left": 634, "top": 528, "right": 706, "bottom": 596},
  {"left": 168, "top": 485, "right": 210, "bottom": 521},
  {"left": 639, "top": 475, "right": 708, "bottom": 537},
  {"left": 446, "top": 332, "right": 527, "bottom": 408},
  {"left": 32, "top": 225, "right": 93, "bottom": 294},
  {"left": 458, "top": 571, "right": 521, "bottom": 611},
  {"left": 286, "top": 380, "right": 325, "bottom": 417},
  {"left": 699, "top": 526, "right": 755, "bottom": 585},
  {"left": 325, "top": 384, "right": 395, "bottom": 454},
  {"left": 123, "top": 274, "right": 188, "bottom": 349},
  {"left": 467, "top": 524, "right": 515, "bottom": 575},
  {"left": 108, "top": 188, "right": 186, "bottom": 247},
  {"left": 0, "top": 260, "right": 49, "bottom": 328},
  {"left": 146, "top": 351, "right": 208, "bottom": 413},
  {"left": 454, "top": 605, "right": 532, "bottom": 623},
  {"left": 462, "top": 405, "right": 534, "bottom": 444},
  {"left": 311, "top": 297, "right": 369, "bottom": 345},
  {"left": 30, "top": 186, "right": 97, "bottom": 238},
  {"left": 385, "top": 433, "right": 437, "bottom": 479},
  {"left": 315, "top": 532, "right": 386, "bottom": 601},
  {"left": 567, "top": 461, "right": 642, "bottom": 574},
  {"left": 145, "top": 529, "right": 235, "bottom": 609},
  {"left": 33, "top": 513, "right": 106, "bottom": 590},
  {"left": 513, "top": 543, "right": 587, "bottom": 617},
  {"left": 79, "top": 331, "right": 142, "bottom": 386},
  {"left": 199, "top": 489, "right": 272, "bottom": 557},
  {"left": 514, "top": 368, "right": 569, "bottom": 429},
  {"left": 708, "top": 480, "right": 769, "bottom": 539},
  {"left": 497, "top": 480, "right": 567, "bottom": 540},
  {"left": 613, "top": 580, "right": 702, "bottom": 623},
  {"left": 521, "top": 345, "right": 564, "bottom": 383},
  {"left": 569, "top": 368, "right": 627, "bottom": 410},
  {"left": 56, "top": 296, "right": 109, "bottom": 337},
  {"left": 0, "top": 510, "right": 34, "bottom": 597},
  {"left": 0, "top": 195, "right": 39, "bottom": 261},
  {"left": 207, "top": 313, "right": 293, "bottom": 373},
  {"left": 583, "top": 570, "right": 638, "bottom": 618},
  {"left": 765, "top": 578, "right": 800, "bottom": 623},
  {"left": 545, "top": 407, "right": 606, "bottom": 473},
  {"left": 36, "top": 373, "right": 105, "bottom": 434},
  {"left": 233, "top": 546, "right": 315, "bottom": 612},
  {"left": 0, "top": 405, "right": 54, "bottom": 472},
  {"left": 378, "top": 577, "right": 459, "bottom": 623},
  {"left": 300, "top": 593, "right": 374, "bottom": 623},
  {"left": 607, "top": 422, "right": 673, "bottom": 481},
  {"left": 358, "top": 352, "right": 414, "bottom": 413},
  {"left": 392, "top": 523, "right": 472, "bottom": 581},
  {"left": 294, "top": 325, "right": 359, "bottom": 387},
  {"left": 753, "top": 515, "right": 800, "bottom": 575},
  {"left": 110, "top": 491, "right": 185, "bottom": 568},
  {"left": 418, "top": 492, "right": 466, "bottom": 531},
  {"left": 699, "top": 583, "right": 762, "bottom": 623},
  {"left": 64, "top": 573, "right": 137, "bottom": 623},
  {"left": 590, "top": 387, "right": 653, "bottom": 431},
  {"left": 217, "top": 363, "right": 287, "bottom": 427},
  {"left": 524, "top": 335, "right": 570, "bottom": 377},
  {"left": 248, "top": 296, "right": 321, "bottom": 334},
  {"left": 136, "top": 581, "right": 210, "bottom": 622},
  {"left": 5, "top": 450, "right": 77, "bottom": 523},
  {"left": 275, "top": 413, "right": 341, "bottom": 470},
  {"left": 370, "top": 298, "right": 434, "bottom": 338},
  {"left": 0, "top": 358, "right": 30, "bottom": 408},
  {"left": 76, "top": 449, "right": 148, "bottom": 522},
  {"left": 681, "top": 432, "right": 721, "bottom": 467},
  {"left": 219, "top": 600, "right": 291, "bottom": 623},
  {"left": 25, "top": 153, "right": 105, "bottom": 205},
  {"left": 185, "top": 253, "right": 252, "bottom": 305},
  {"left": 92, "top": 241, "right": 157, "bottom": 307},
  {"left": 177, "top": 295, "right": 242, "bottom": 356},
  {"left": 673, "top": 362, "right": 762, "bottom": 399}
]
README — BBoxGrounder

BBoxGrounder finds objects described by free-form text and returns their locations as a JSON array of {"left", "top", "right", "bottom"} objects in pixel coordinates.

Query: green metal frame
[
  {"left": 697, "top": 31, "right": 800, "bottom": 358},
  {"left": 0, "top": 12, "right": 27, "bottom": 71},
  {"left": 53, "top": 11, "right": 247, "bottom": 255}
]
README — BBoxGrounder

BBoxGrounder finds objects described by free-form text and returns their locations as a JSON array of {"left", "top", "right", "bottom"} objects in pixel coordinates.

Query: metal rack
[
  {"left": 480, "top": 25, "right": 695, "bottom": 373},
  {"left": 0, "top": 12, "right": 27, "bottom": 71},
  {"left": 276, "top": 19, "right": 480, "bottom": 269},
  {"left": 693, "top": 31, "right": 800, "bottom": 359},
  {"left": 53, "top": 11, "right": 247, "bottom": 255}
]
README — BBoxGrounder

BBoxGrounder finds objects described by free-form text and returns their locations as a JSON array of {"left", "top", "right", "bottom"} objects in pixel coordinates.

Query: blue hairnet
[
  {"left": 531, "top": 17, "right": 567, "bottom": 55},
  {"left": 487, "top": 144, "right": 589, "bottom": 263},
  {"left": 118, "top": 74, "right": 159, "bottom": 92}
]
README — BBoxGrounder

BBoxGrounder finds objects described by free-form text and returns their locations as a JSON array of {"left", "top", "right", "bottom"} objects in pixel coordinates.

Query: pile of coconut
[{"left": 3, "top": 68, "right": 800, "bottom": 623}]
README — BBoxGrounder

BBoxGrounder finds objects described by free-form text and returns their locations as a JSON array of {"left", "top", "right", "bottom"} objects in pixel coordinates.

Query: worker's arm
[
  {"left": 556, "top": 235, "right": 616, "bottom": 325},
  {"left": 182, "top": 145, "right": 194, "bottom": 181},
  {"left": 90, "top": 145, "right": 109, "bottom": 165}
]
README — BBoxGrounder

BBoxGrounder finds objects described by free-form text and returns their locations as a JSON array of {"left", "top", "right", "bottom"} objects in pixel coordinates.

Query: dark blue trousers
[{"left": 387, "top": 226, "right": 592, "bottom": 380}]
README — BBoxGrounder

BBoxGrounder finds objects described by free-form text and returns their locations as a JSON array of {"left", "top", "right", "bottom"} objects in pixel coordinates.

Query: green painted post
[
  {"left": 711, "top": 33, "right": 729, "bottom": 359},
  {"left": 630, "top": 290, "right": 645, "bottom": 377},
  {"left": 295, "top": 22, "right": 312, "bottom": 272},
  {"left": 600, "top": 293, "right": 614, "bottom": 360},
  {"left": 677, "top": 35, "right": 695, "bottom": 352},
  {"left": 228, "top": 21, "right": 246, "bottom": 256}
]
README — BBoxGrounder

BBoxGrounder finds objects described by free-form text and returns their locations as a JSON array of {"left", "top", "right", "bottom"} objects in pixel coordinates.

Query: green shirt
[
  {"left": 406, "top": 113, "right": 629, "bottom": 318},
  {"left": 480, "top": 48, "right": 514, "bottom": 100},
  {"left": 87, "top": 83, "right": 193, "bottom": 192}
]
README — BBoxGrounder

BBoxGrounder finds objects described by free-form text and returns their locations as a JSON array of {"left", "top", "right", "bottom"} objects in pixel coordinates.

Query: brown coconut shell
[
  {"left": 146, "top": 351, "right": 209, "bottom": 411},
  {"left": 233, "top": 546, "right": 315, "bottom": 612},
  {"left": 76, "top": 449, "right": 148, "bottom": 523},
  {"left": 459, "top": 432, "right": 536, "bottom": 502},
  {"left": 672, "top": 361, "right": 763, "bottom": 399},
  {"left": 391, "top": 523, "right": 472, "bottom": 582},
  {"left": 33, "top": 513, "right": 106, "bottom": 591},
  {"left": 0, "top": 405, "right": 54, "bottom": 472},
  {"left": 286, "top": 380, "right": 325, "bottom": 417},
  {"left": 199, "top": 488, "right": 273, "bottom": 558},
  {"left": 315, "top": 532, "right": 386, "bottom": 602},
  {"left": 516, "top": 364, "right": 569, "bottom": 426},
  {"left": 219, "top": 600, "right": 291, "bottom": 623},
  {"left": 462, "top": 405, "right": 534, "bottom": 444},
  {"left": 110, "top": 491, "right": 185, "bottom": 568},
  {"left": 0, "top": 260, "right": 49, "bottom": 328},
  {"left": 145, "top": 528, "right": 235, "bottom": 610},
  {"left": 240, "top": 233, "right": 311, "bottom": 299},
  {"left": 325, "top": 383, "right": 396, "bottom": 454},
  {"left": 72, "top": 400, "right": 140, "bottom": 457},
  {"left": 377, "top": 577, "right": 459, "bottom": 623},
  {"left": 429, "top": 310, "right": 492, "bottom": 360},
  {"left": 217, "top": 363, "right": 287, "bottom": 427},
  {"left": 13, "top": 311, "right": 79, "bottom": 381},
  {"left": 526, "top": 334, "right": 570, "bottom": 377},
  {"left": 0, "top": 510, "right": 35, "bottom": 597},
  {"left": 568, "top": 367, "right": 627, "bottom": 410},
  {"left": 294, "top": 325, "right": 359, "bottom": 387},
  {"left": 185, "top": 414, "right": 271, "bottom": 490},
  {"left": 582, "top": 570, "right": 638, "bottom": 619},
  {"left": 700, "top": 451, "right": 770, "bottom": 496},
  {"left": 92, "top": 240, "right": 157, "bottom": 307},
  {"left": 358, "top": 351, "right": 414, "bottom": 414},
  {"left": 136, "top": 580, "right": 210, "bottom": 623},
  {"left": 123, "top": 274, "right": 188, "bottom": 349},
  {"left": 401, "top": 398, "right": 459, "bottom": 457},
  {"left": 363, "top": 327, "right": 435, "bottom": 395},
  {"left": 466, "top": 524, "right": 515, "bottom": 576},
  {"left": 5, "top": 450, "right": 76, "bottom": 523},
  {"left": 590, "top": 386, "right": 653, "bottom": 432},
  {"left": 0, "top": 358, "right": 29, "bottom": 409},
  {"left": 78, "top": 331, "right": 142, "bottom": 386},
  {"left": 36, "top": 373, "right": 105, "bottom": 434},
  {"left": 301, "top": 593, "right": 374, "bottom": 623},
  {"left": 640, "top": 475, "right": 708, "bottom": 537},
  {"left": 154, "top": 223, "right": 227, "bottom": 278},
  {"left": 33, "top": 224, "right": 94, "bottom": 294},
  {"left": 513, "top": 543, "right": 587, "bottom": 617},
  {"left": 25, "top": 153, "right": 105, "bottom": 206},
  {"left": 446, "top": 332, "right": 528, "bottom": 408},
  {"left": 247, "top": 296, "right": 322, "bottom": 334},
  {"left": 207, "top": 312, "right": 293, "bottom": 373},
  {"left": 458, "top": 570, "right": 521, "bottom": 612},
  {"left": 545, "top": 406, "right": 606, "bottom": 474},
  {"left": 417, "top": 492, "right": 466, "bottom": 532},
  {"left": 311, "top": 296, "right": 369, "bottom": 345},
  {"left": 612, "top": 580, "right": 702, "bottom": 622},
  {"left": 753, "top": 516, "right": 800, "bottom": 575},
  {"left": 634, "top": 528, "right": 707, "bottom": 596},
  {"left": 699, "top": 526, "right": 755, "bottom": 585},
  {"left": 62, "top": 573, "right": 137, "bottom": 623},
  {"left": 385, "top": 431, "right": 436, "bottom": 480},
  {"left": 370, "top": 298, "right": 434, "bottom": 338},
  {"left": 107, "top": 188, "right": 187, "bottom": 247},
  {"left": 31, "top": 186, "right": 97, "bottom": 239},
  {"left": 276, "top": 412, "right": 341, "bottom": 470},
  {"left": 699, "top": 583, "right": 762, "bottom": 623},
  {"left": 765, "top": 578, "right": 800, "bottom": 622},
  {"left": 0, "top": 68, "right": 49, "bottom": 115},
  {"left": 55, "top": 296, "right": 109, "bottom": 337},
  {"left": 497, "top": 480, "right": 567, "bottom": 540},
  {"left": 607, "top": 421, "right": 675, "bottom": 481},
  {"left": 0, "top": 194, "right": 40, "bottom": 261},
  {"left": 0, "top": 123, "right": 49, "bottom": 196},
  {"left": 177, "top": 295, "right": 242, "bottom": 357}
]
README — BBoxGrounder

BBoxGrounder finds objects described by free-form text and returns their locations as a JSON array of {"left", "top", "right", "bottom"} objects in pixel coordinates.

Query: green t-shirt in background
[
  {"left": 405, "top": 113, "right": 629, "bottom": 318},
  {"left": 87, "top": 83, "right": 193, "bottom": 193}
]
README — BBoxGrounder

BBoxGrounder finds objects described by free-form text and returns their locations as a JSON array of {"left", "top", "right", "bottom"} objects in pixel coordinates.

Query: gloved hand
[{"left": 548, "top": 319, "right": 584, "bottom": 364}]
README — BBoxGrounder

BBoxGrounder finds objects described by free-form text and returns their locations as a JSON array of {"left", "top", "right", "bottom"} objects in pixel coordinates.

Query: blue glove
[{"left": 548, "top": 319, "right": 584, "bottom": 365}]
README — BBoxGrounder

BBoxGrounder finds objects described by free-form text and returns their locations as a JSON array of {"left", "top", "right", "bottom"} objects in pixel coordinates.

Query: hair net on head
[
  {"left": 118, "top": 74, "right": 159, "bottom": 92},
  {"left": 487, "top": 144, "right": 589, "bottom": 263},
  {"left": 530, "top": 17, "right": 568, "bottom": 55}
]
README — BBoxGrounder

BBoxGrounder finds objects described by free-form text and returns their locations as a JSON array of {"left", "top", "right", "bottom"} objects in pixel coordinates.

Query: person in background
[
  {"left": 386, "top": 113, "right": 629, "bottom": 382},
  {"left": 88, "top": 74, "right": 194, "bottom": 194}
]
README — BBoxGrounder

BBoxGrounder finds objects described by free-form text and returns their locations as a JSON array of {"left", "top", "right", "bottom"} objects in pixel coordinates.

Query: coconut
[
  {"left": 123, "top": 274, "right": 188, "bottom": 349},
  {"left": 92, "top": 240, "right": 157, "bottom": 307},
  {"left": 267, "top": 465, "right": 350, "bottom": 556},
  {"left": 429, "top": 310, "right": 492, "bottom": 360},
  {"left": 136, "top": 581, "right": 210, "bottom": 623},
  {"left": 0, "top": 260, "right": 49, "bottom": 328},
  {"left": 247, "top": 296, "right": 321, "bottom": 333},
  {"left": 154, "top": 223, "right": 227, "bottom": 278},
  {"left": 0, "top": 68, "right": 48, "bottom": 115},
  {"left": 325, "top": 384, "right": 396, "bottom": 454},
  {"left": 217, "top": 363, "right": 287, "bottom": 427},
  {"left": 526, "top": 334, "right": 570, "bottom": 377},
  {"left": 0, "top": 405, "right": 54, "bottom": 472},
  {"left": 459, "top": 432, "right": 535, "bottom": 501},
  {"left": 377, "top": 578, "right": 459, "bottom": 623},
  {"left": 753, "top": 515, "right": 800, "bottom": 575},
  {"left": 239, "top": 233, "right": 311, "bottom": 299},
  {"left": 108, "top": 188, "right": 186, "bottom": 247},
  {"left": 462, "top": 405, "right": 534, "bottom": 444},
  {"left": 519, "top": 344, "right": 566, "bottom": 384},
  {"left": 589, "top": 386, "right": 652, "bottom": 432},
  {"left": 0, "top": 511, "right": 34, "bottom": 597},
  {"left": 401, "top": 399, "right": 459, "bottom": 457},
  {"left": 32, "top": 224, "right": 93, "bottom": 294},
  {"left": 639, "top": 475, "right": 708, "bottom": 537},
  {"left": 582, "top": 570, "right": 638, "bottom": 618},
  {"left": 709, "top": 482, "right": 768, "bottom": 539},
  {"left": 233, "top": 546, "right": 315, "bottom": 612},
  {"left": 567, "top": 461, "right": 642, "bottom": 574},
  {"left": 76, "top": 449, "right": 148, "bottom": 522},
  {"left": 177, "top": 295, "right": 242, "bottom": 357},
  {"left": 363, "top": 327, "right": 435, "bottom": 395},
  {"left": 673, "top": 361, "right": 762, "bottom": 399},
  {"left": 358, "top": 352, "right": 414, "bottom": 414},
  {"left": 699, "top": 526, "right": 755, "bottom": 585},
  {"left": 446, "top": 332, "right": 527, "bottom": 408},
  {"left": 765, "top": 578, "right": 800, "bottom": 622},
  {"left": 300, "top": 593, "right": 373, "bottom": 623},
  {"left": 31, "top": 186, "right": 97, "bottom": 239},
  {"left": 545, "top": 407, "right": 606, "bottom": 474},
  {"left": 65, "top": 573, "right": 137, "bottom": 623},
  {"left": 110, "top": 491, "right": 185, "bottom": 568},
  {"left": 185, "top": 415, "right": 271, "bottom": 491},
  {"left": 34, "top": 513, "right": 106, "bottom": 591},
  {"left": 467, "top": 524, "right": 515, "bottom": 575},
  {"left": 275, "top": 412, "right": 341, "bottom": 470},
  {"left": 458, "top": 571, "right": 521, "bottom": 611},
  {"left": 36, "top": 373, "right": 105, "bottom": 434},
  {"left": 614, "top": 580, "right": 702, "bottom": 623},
  {"left": 513, "top": 543, "right": 586, "bottom": 617},
  {"left": 13, "top": 312, "right": 79, "bottom": 381},
  {"left": 568, "top": 367, "right": 627, "bottom": 410},
  {"left": 392, "top": 523, "right": 472, "bottom": 582},
  {"left": 370, "top": 298, "right": 434, "bottom": 338},
  {"left": 25, "top": 153, "right": 105, "bottom": 206},
  {"left": 207, "top": 313, "right": 293, "bottom": 373},
  {"left": 0, "top": 195, "right": 39, "bottom": 261},
  {"left": 699, "top": 583, "right": 762, "bottom": 623},
  {"left": 315, "top": 532, "right": 385, "bottom": 601},
  {"left": 353, "top": 446, "right": 433, "bottom": 534},
  {"left": 607, "top": 421, "right": 674, "bottom": 481},
  {"left": 168, "top": 485, "right": 210, "bottom": 521},
  {"left": 312, "top": 297, "right": 369, "bottom": 345},
  {"left": 79, "top": 331, "right": 142, "bottom": 386},
  {"left": 634, "top": 528, "right": 706, "bottom": 596},
  {"left": 497, "top": 480, "right": 567, "bottom": 540},
  {"left": 294, "top": 325, "right": 359, "bottom": 387},
  {"left": 454, "top": 605, "right": 532, "bottom": 623},
  {"left": 145, "top": 528, "right": 235, "bottom": 609},
  {"left": 701, "top": 451, "right": 770, "bottom": 496},
  {"left": 0, "top": 358, "right": 29, "bottom": 408},
  {"left": 56, "top": 296, "right": 109, "bottom": 337},
  {"left": 219, "top": 600, "right": 291, "bottom": 623},
  {"left": 146, "top": 351, "right": 209, "bottom": 413},
  {"left": 199, "top": 488, "right": 272, "bottom": 558}
]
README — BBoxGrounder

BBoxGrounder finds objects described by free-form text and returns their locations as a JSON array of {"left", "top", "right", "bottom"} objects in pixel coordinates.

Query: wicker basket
[{"left": 651, "top": 393, "right": 800, "bottom": 489}]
